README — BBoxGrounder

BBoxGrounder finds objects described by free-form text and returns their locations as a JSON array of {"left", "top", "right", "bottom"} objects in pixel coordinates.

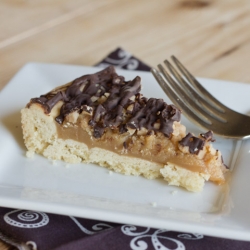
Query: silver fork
[{"left": 151, "top": 56, "right": 250, "bottom": 140}]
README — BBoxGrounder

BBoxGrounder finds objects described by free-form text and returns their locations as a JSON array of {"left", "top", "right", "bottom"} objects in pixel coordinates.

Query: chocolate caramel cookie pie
[{"left": 21, "top": 66, "right": 227, "bottom": 192}]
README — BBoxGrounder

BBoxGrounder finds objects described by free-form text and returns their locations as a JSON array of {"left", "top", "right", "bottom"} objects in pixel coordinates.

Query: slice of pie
[{"left": 21, "top": 66, "right": 228, "bottom": 192}]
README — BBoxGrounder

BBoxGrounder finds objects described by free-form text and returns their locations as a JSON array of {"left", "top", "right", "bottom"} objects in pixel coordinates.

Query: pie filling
[{"left": 55, "top": 115, "right": 207, "bottom": 174}]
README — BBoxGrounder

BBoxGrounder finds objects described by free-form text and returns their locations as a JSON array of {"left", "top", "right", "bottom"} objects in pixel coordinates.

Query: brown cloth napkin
[{"left": 0, "top": 48, "right": 249, "bottom": 250}]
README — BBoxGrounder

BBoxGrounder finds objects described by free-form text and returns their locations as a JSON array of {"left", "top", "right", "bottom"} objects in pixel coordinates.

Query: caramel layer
[{"left": 56, "top": 121, "right": 208, "bottom": 174}]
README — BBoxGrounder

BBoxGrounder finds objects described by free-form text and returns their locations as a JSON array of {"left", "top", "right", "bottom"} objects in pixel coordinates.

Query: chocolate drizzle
[
  {"left": 200, "top": 131, "right": 215, "bottom": 142},
  {"left": 29, "top": 66, "right": 181, "bottom": 138},
  {"left": 179, "top": 130, "right": 215, "bottom": 154},
  {"left": 127, "top": 99, "right": 181, "bottom": 137},
  {"left": 179, "top": 133, "right": 205, "bottom": 154}
]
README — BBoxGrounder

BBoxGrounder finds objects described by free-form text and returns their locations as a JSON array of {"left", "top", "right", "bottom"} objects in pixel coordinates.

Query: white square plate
[{"left": 1, "top": 63, "right": 250, "bottom": 241}]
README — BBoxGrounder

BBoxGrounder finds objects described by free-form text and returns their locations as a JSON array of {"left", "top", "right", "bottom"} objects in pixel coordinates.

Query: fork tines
[{"left": 151, "top": 56, "right": 228, "bottom": 132}]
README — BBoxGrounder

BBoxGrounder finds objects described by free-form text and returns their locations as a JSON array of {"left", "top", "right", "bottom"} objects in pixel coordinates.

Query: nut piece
[
  {"left": 65, "top": 111, "right": 79, "bottom": 124},
  {"left": 137, "top": 127, "right": 148, "bottom": 136}
]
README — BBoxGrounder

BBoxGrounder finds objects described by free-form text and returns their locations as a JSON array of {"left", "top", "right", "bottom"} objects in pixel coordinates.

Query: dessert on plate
[{"left": 21, "top": 66, "right": 227, "bottom": 192}]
